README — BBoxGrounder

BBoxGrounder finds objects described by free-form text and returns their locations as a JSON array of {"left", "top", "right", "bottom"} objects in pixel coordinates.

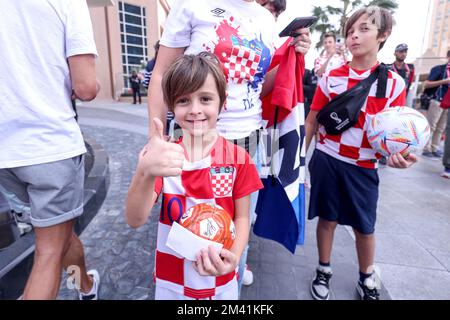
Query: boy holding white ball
[{"left": 304, "top": 6, "right": 418, "bottom": 300}]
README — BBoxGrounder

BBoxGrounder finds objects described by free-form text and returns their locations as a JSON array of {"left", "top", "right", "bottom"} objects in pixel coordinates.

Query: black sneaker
[
  {"left": 432, "top": 150, "right": 443, "bottom": 158},
  {"left": 422, "top": 151, "right": 434, "bottom": 158},
  {"left": 356, "top": 274, "right": 380, "bottom": 300},
  {"left": 310, "top": 266, "right": 332, "bottom": 300}
]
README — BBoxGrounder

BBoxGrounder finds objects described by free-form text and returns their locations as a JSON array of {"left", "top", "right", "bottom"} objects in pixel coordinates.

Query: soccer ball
[
  {"left": 366, "top": 106, "right": 430, "bottom": 157},
  {"left": 180, "top": 203, "right": 235, "bottom": 250}
]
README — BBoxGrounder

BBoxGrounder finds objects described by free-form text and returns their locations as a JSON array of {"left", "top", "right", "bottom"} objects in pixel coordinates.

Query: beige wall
[
  {"left": 428, "top": 0, "right": 450, "bottom": 57},
  {"left": 88, "top": 0, "right": 162, "bottom": 100}
]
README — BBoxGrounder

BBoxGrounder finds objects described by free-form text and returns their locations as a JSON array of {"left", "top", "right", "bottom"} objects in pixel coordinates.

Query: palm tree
[{"left": 311, "top": 0, "right": 399, "bottom": 48}]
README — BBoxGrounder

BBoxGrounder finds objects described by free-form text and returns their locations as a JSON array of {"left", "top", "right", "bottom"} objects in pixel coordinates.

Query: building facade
[
  {"left": 87, "top": 0, "right": 169, "bottom": 100},
  {"left": 428, "top": 0, "right": 450, "bottom": 58}
]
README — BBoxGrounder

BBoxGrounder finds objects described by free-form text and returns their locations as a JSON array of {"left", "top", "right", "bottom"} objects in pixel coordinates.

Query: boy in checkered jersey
[
  {"left": 305, "top": 7, "right": 418, "bottom": 300},
  {"left": 125, "top": 52, "right": 263, "bottom": 300}
]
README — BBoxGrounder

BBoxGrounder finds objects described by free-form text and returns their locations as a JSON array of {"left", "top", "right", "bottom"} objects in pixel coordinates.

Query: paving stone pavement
[
  {"left": 57, "top": 101, "right": 449, "bottom": 300},
  {"left": 58, "top": 125, "right": 159, "bottom": 300}
]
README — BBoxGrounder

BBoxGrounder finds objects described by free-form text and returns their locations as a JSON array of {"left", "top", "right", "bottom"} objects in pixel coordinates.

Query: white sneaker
[
  {"left": 310, "top": 266, "right": 333, "bottom": 300},
  {"left": 78, "top": 270, "right": 100, "bottom": 300},
  {"left": 242, "top": 265, "right": 254, "bottom": 286}
]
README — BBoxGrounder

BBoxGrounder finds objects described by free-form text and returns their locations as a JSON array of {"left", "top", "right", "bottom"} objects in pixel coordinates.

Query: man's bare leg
[
  {"left": 23, "top": 220, "right": 74, "bottom": 299},
  {"left": 62, "top": 232, "right": 94, "bottom": 293}
]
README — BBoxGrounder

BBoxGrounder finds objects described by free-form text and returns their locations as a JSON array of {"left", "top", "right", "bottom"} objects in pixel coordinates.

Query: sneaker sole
[
  {"left": 310, "top": 278, "right": 330, "bottom": 300},
  {"left": 356, "top": 283, "right": 364, "bottom": 300}
]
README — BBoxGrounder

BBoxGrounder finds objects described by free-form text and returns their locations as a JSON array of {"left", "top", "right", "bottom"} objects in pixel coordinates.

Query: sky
[{"left": 276, "top": 0, "right": 434, "bottom": 69}]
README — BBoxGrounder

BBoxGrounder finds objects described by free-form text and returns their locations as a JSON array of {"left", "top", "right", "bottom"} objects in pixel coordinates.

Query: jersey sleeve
[
  {"left": 233, "top": 148, "right": 263, "bottom": 200},
  {"left": 390, "top": 72, "right": 407, "bottom": 107},
  {"left": 65, "top": 0, "right": 98, "bottom": 58},
  {"left": 154, "top": 177, "right": 163, "bottom": 203},
  {"left": 159, "top": 0, "right": 193, "bottom": 48},
  {"left": 310, "top": 76, "right": 330, "bottom": 111}
]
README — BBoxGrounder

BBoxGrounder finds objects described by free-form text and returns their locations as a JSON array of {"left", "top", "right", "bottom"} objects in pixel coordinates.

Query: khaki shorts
[{"left": 0, "top": 155, "right": 85, "bottom": 228}]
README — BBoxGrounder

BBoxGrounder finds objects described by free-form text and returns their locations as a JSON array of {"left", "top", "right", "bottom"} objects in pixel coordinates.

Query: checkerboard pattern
[
  {"left": 225, "top": 46, "right": 261, "bottom": 84},
  {"left": 311, "top": 64, "right": 406, "bottom": 169},
  {"left": 152, "top": 137, "right": 263, "bottom": 299},
  {"left": 211, "top": 173, "right": 234, "bottom": 197}
]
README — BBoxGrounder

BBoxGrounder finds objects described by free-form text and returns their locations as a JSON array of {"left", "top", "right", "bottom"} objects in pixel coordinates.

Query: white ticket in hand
[{"left": 166, "top": 222, "right": 223, "bottom": 261}]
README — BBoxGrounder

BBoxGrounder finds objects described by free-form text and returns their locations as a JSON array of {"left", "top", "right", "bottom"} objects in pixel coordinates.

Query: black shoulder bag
[{"left": 316, "top": 64, "right": 388, "bottom": 135}]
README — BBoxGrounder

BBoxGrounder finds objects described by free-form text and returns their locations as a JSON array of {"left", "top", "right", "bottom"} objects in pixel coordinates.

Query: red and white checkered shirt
[
  {"left": 225, "top": 46, "right": 262, "bottom": 84},
  {"left": 311, "top": 63, "right": 406, "bottom": 169},
  {"left": 153, "top": 136, "right": 263, "bottom": 299},
  {"left": 314, "top": 52, "right": 346, "bottom": 78}
]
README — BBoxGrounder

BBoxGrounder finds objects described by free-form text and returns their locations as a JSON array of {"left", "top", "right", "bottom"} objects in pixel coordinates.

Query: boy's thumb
[{"left": 152, "top": 118, "right": 165, "bottom": 140}]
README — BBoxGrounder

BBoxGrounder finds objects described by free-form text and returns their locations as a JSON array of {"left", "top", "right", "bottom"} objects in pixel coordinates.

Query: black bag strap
[
  {"left": 316, "top": 64, "right": 389, "bottom": 132},
  {"left": 351, "top": 63, "right": 388, "bottom": 97},
  {"left": 375, "top": 63, "right": 388, "bottom": 98}
]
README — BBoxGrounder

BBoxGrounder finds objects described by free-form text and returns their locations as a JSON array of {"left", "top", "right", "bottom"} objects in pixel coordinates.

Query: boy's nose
[
  {"left": 351, "top": 32, "right": 359, "bottom": 40},
  {"left": 189, "top": 100, "right": 202, "bottom": 114}
]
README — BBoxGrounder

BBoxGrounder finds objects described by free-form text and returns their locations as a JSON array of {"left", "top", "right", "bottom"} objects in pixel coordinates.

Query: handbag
[
  {"left": 420, "top": 93, "right": 432, "bottom": 110},
  {"left": 316, "top": 64, "right": 388, "bottom": 135}
]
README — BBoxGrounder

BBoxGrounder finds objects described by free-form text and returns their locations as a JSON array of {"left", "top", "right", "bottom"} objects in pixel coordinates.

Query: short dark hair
[
  {"left": 270, "top": 0, "right": 286, "bottom": 16},
  {"left": 447, "top": 50, "right": 450, "bottom": 58},
  {"left": 323, "top": 32, "right": 336, "bottom": 41},
  {"left": 258, "top": 0, "right": 286, "bottom": 17},
  {"left": 344, "top": 6, "right": 393, "bottom": 51},
  {"left": 162, "top": 52, "right": 227, "bottom": 113}
]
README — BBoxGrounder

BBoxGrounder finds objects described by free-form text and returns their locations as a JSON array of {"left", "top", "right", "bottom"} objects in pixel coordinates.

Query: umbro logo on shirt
[{"left": 211, "top": 8, "right": 225, "bottom": 17}]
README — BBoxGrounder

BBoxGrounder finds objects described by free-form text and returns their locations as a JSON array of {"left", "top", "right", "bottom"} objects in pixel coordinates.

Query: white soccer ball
[{"left": 366, "top": 107, "right": 430, "bottom": 157}]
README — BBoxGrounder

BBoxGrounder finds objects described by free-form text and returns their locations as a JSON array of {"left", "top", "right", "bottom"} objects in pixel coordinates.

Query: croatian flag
[{"left": 254, "top": 40, "right": 306, "bottom": 254}]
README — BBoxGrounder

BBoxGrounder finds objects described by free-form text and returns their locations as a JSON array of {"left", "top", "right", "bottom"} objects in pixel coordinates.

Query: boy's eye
[
  {"left": 176, "top": 97, "right": 189, "bottom": 104},
  {"left": 201, "top": 96, "right": 213, "bottom": 102}
]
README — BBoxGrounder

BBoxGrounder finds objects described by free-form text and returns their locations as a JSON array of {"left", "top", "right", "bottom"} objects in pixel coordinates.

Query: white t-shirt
[
  {"left": 0, "top": 0, "right": 98, "bottom": 169},
  {"left": 160, "top": 0, "right": 277, "bottom": 139}
]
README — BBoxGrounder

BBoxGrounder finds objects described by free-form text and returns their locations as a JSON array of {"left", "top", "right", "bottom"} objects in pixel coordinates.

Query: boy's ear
[{"left": 378, "top": 31, "right": 390, "bottom": 44}]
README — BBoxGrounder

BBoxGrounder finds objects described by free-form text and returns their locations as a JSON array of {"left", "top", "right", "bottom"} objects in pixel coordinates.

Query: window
[
  {"left": 119, "top": 1, "right": 148, "bottom": 89},
  {"left": 126, "top": 35, "right": 143, "bottom": 45},
  {"left": 125, "top": 14, "right": 142, "bottom": 25}
]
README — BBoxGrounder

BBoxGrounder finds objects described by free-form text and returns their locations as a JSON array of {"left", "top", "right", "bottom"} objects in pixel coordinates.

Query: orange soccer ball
[{"left": 179, "top": 203, "right": 236, "bottom": 250}]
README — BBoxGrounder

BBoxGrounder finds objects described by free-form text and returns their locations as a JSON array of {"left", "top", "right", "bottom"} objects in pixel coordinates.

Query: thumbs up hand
[{"left": 137, "top": 118, "right": 185, "bottom": 178}]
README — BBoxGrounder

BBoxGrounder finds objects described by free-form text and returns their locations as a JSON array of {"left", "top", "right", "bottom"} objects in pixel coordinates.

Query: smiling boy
[{"left": 125, "top": 53, "right": 263, "bottom": 300}]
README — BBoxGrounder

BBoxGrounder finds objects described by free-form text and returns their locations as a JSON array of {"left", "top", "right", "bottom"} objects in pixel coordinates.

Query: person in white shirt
[
  {"left": 0, "top": 0, "right": 100, "bottom": 300},
  {"left": 256, "top": 0, "right": 286, "bottom": 20},
  {"left": 314, "top": 32, "right": 347, "bottom": 79},
  {"left": 146, "top": 0, "right": 311, "bottom": 296}
]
